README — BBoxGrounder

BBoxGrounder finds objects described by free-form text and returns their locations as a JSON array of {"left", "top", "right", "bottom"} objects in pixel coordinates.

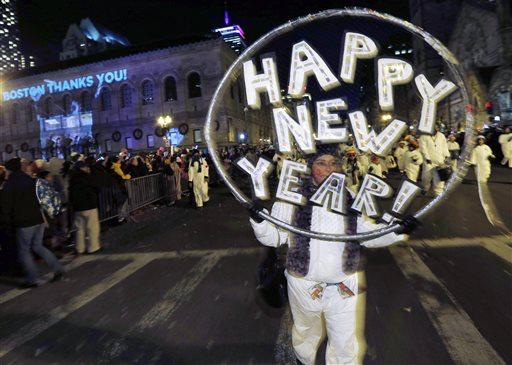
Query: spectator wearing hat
[
  {"left": 447, "top": 134, "right": 461, "bottom": 170},
  {"left": 68, "top": 160, "right": 101, "bottom": 254},
  {"left": 1, "top": 158, "right": 63, "bottom": 287}
]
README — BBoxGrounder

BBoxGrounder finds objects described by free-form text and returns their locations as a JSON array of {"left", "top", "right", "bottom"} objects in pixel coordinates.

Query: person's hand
[
  {"left": 248, "top": 200, "right": 265, "bottom": 223},
  {"left": 204, "top": 176, "right": 209, "bottom": 182},
  {"left": 426, "top": 159, "right": 432, "bottom": 164},
  {"left": 188, "top": 181, "right": 193, "bottom": 189},
  {"left": 396, "top": 215, "right": 421, "bottom": 235}
]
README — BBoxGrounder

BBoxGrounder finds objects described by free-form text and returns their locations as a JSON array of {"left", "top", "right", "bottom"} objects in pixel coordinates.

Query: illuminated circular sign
[{"left": 205, "top": 8, "right": 475, "bottom": 242}]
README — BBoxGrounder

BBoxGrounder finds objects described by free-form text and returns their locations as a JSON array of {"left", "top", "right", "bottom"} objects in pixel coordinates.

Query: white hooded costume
[
  {"left": 419, "top": 132, "right": 450, "bottom": 195},
  {"left": 470, "top": 142, "right": 495, "bottom": 182},
  {"left": 394, "top": 144, "right": 408, "bottom": 172},
  {"left": 498, "top": 132, "right": 512, "bottom": 168},
  {"left": 188, "top": 156, "right": 209, "bottom": 207},
  {"left": 404, "top": 148, "right": 424, "bottom": 182},
  {"left": 250, "top": 201, "right": 405, "bottom": 365}
]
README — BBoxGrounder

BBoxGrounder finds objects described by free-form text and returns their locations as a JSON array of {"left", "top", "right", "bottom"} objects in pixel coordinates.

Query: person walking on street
[
  {"left": 419, "top": 125, "right": 450, "bottom": 196},
  {"left": 498, "top": 127, "right": 512, "bottom": 168},
  {"left": 1, "top": 158, "right": 63, "bottom": 287},
  {"left": 69, "top": 161, "right": 101, "bottom": 254},
  {"left": 188, "top": 149, "right": 209, "bottom": 208},
  {"left": 470, "top": 135, "right": 495, "bottom": 183}
]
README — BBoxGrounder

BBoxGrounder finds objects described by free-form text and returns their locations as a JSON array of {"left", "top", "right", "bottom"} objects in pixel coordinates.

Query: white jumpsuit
[
  {"left": 498, "top": 133, "right": 512, "bottom": 168},
  {"left": 470, "top": 144, "right": 495, "bottom": 182},
  {"left": 188, "top": 158, "right": 209, "bottom": 207},
  {"left": 403, "top": 149, "right": 424, "bottom": 182},
  {"left": 419, "top": 133, "right": 450, "bottom": 195},
  {"left": 250, "top": 202, "right": 405, "bottom": 365},
  {"left": 394, "top": 145, "right": 408, "bottom": 172},
  {"left": 447, "top": 141, "right": 460, "bottom": 170}
]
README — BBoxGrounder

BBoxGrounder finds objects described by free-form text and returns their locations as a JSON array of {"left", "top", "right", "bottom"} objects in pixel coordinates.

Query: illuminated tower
[
  {"left": 0, "top": 0, "right": 24, "bottom": 75},
  {"left": 213, "top": 1, "right": 247, "bottom": 54}
]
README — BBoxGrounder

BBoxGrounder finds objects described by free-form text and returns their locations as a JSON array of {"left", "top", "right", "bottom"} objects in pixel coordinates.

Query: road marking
[
  {"left": 409, "top": 235, "right": 512, "bottom": 264},
  {"left": 0, "top": 247, "right": 261, "bottom": 306},
  {"left": 103, "top": 252, "right": 221, "bottom": 360},
  {"left": 389, "top": 244, "right": 506, "bottom": 365},
  {"left": 0, "top": 255, "right": 96, "bottom": 306},
  {"left": 0, "top": 257, "right": 154, "bottom": 359}
]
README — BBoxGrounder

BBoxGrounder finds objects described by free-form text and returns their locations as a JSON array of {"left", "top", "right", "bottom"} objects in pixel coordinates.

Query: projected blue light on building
[{"left": 2, "top": 68, "right": 128, "bottom": 102}]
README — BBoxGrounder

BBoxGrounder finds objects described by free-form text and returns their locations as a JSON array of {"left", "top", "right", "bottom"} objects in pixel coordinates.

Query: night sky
[{"left": 17, "top": 0, "right": 410, "bottom": 67}]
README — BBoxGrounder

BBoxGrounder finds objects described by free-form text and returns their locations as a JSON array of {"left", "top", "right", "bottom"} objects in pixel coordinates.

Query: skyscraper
[
  {"left": 213, "top": 4, "right": 247, "bottom": 54},
  {"left": 0, "top": 0, "right": 24, "bottom": 76}
]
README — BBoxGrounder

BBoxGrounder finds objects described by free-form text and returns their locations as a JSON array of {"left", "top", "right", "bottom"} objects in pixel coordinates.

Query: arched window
[
  {"left": 81, "top": 91, "right": 91, "bottom": 111},
  {"left": 164, "top": 76, "right": 177, "bottom": 101},
  {"left": 187, "top": 72, "right": 202, "bottom": 98},
  {"left": 11, "top": 103, "right": 18, "bottom": 123},
  {"left": 101, "top": 88, "right": 112, "bottom": 111},
  {"left": 63, "top": 94, "right": 72, "bottom": 115},
  {"left": 141, "top": 80, "right": 154, "bottom": 105},
  {"left": 45, "top": 97, "right": 52, "bottom": 116},
  {"left": 120, "top": 84, "right": 132, "bottom": 108}
]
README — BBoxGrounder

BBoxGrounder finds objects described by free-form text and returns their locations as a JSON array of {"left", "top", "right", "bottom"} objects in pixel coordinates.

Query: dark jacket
[
  {"left": 68, "top": 169, "right": 99, "bottom": 212},
  {"left": 1, "top": 171, "right": 44, "bottom": 228}
]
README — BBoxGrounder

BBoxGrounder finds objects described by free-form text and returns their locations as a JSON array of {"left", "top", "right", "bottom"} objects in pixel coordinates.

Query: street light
[{"left": 157, "top": 114, "right": 173, "bottom": 147}]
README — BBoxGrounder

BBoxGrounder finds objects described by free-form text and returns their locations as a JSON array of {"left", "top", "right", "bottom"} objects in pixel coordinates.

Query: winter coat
[
  {"left": 1, "top": 171, "right": 44, "bottom": 228},
  {"left": 68, "top": 170, "right": 99, "bottom": 212}
]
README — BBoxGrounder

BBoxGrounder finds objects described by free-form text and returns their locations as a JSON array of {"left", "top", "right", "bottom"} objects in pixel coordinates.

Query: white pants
[
  {"left": 192, "top": 180, "right": 209, "bottom": 207},
  {"left": 421, "top": 164, "right": 445, "bottom": 196},
  {"left": 286, "top": 273, "right": 359, "bottom": 365}
]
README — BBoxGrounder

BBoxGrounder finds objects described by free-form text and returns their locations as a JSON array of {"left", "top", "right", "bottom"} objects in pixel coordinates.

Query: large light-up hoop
[{"left": 205, "top": 8, "right": 475, "bottom": 241}]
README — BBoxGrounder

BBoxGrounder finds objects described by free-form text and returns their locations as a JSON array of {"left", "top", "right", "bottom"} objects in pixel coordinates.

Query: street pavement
[{"left": 0, "top": 166, "right": 510, "bottom": 364}]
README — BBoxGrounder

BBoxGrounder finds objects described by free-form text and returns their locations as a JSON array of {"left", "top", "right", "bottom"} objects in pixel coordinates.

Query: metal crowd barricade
[{"left": 97, "top": 173, "right": 170, "bottom": 222}]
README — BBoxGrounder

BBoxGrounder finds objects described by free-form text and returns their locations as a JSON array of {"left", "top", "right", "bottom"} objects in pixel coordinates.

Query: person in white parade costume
[
  {"left": 498, "top": 127, "right": 512, "bottom": 168},
  {"left": 470, "top": 135, "right": 495, "bottom": 183},
  {"left": 419, "top": 125, "right": 450, "bottom": 196},
  {"left": 249, "top": 146, "right": 415, "bottom": 365}
]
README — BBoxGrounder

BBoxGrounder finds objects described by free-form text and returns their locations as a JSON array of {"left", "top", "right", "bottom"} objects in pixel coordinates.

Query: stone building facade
[{"left": 0, "top": 38, "right": 272, "bottom": 161}]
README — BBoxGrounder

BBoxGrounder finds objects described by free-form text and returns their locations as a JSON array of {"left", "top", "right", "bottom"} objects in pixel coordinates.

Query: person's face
[
  {"left": 449, "top": 135, "right": 455, "bottom": 142},
  {"left": 478, "top": 138, "right": 485, "bottom": 145},
  {"left": 505, "top": 128, "right": 511, "bottom": 134},
  {"left": 311, "top": 154, "right": 341, "bottom": 185},
  {"left": 408, "top": 145, "right": 415, "bottom": 151},
  {"left": 80, "top": 166, "right": 91, "bottom": 174}
]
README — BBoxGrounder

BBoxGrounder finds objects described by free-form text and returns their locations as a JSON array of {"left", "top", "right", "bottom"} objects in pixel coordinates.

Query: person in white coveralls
[
  {"left": 419, "top": 125, "right": 450, "bottom": 196},
  {"left": 470, "top": 135, "right": 495, "bottom": 182},
  {"left": 249, "top": 146, "right": 417, "bottom": 365}
]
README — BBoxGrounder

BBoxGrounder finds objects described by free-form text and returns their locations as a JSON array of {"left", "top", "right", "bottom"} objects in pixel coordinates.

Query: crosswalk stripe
[
  {"left": 0, "top": 255, "right": 96, "bottom": 306},
  {"left": 389, "top": 244, "right": 506, "bottom": 365},
  {"left": 409, "top": 236, "right": 512, "bottom": 264},
  {"left": 102, "top": 252, "right": 221, "bottom": 360},
  {"left": 0, "top": 257, "right": 154, "bottom": 359}
]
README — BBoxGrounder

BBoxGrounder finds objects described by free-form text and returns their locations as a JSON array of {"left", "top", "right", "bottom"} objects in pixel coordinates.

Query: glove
[
  {"left": 396, "top": 215, "right": 421, "bottom": 235},
  {"left": 204, "top": 176, "right": 209, "bottom": 182},
  {"left": 188, "top": 181, "right": 193, "bottom": 189},
  {"left": 426, "top": 159, "right": 432, "bottom": 164},
  {"left": 248, "top": 200, "right": 265, "bottom": 223}
]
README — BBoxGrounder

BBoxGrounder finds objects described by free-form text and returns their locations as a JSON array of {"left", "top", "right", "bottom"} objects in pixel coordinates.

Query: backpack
[{"left": 36, "top": 178, "right": 62, "bottom": 219}]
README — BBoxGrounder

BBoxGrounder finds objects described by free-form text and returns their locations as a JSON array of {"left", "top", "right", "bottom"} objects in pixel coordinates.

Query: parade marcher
[
  {"left": 498, "top": 127, "right": 512, "bottom": 168},
  {"left": 368, "top": 154, "right": 385, "bottom": 178},
  {"left": 419, "top": 125, "right": 450, "bottom": 196},
  {"left": 394, "top": 141, "right": 408, "bottom": 173},
  {"left": 470, "top": 136, "right": 495, "bottom": 183},
  {"left": 403, "top": 140, "right": 424, "bottom": 182},
  {"left": 188, "top": 149, "right": 209, "bottom": 208},
  {"left": 447, "top": 134, "right": 461, "bottom": 170},
  {"left": 341, "top": 147, "right": 362, "bottom": 191},
  {"left": 357, "top": 151, "right": 370, "bottom": 176},
  {"left": 249, "top": 146, "right": 412, "bottom": 365},
  {"left": 1, "top": 158, "right": 64, "bottom": 287},
  {"left": 68, "top": 161, "right": 101, "bottom": 254}
]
